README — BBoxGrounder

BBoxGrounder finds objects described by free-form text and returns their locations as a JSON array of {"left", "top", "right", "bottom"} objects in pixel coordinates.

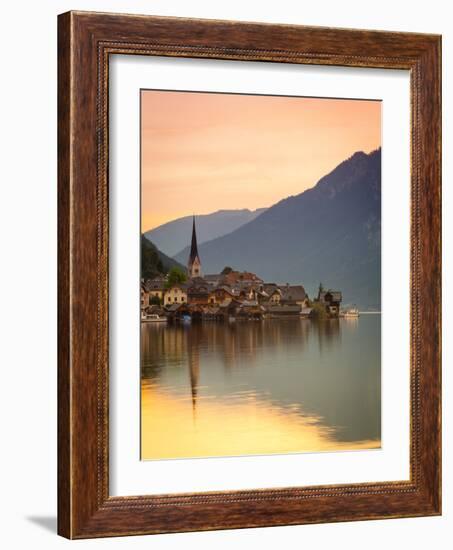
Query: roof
[
  {"left": 166, "top": 303, "right": 182, "bottom": 312},
  {"left": 187, "top": 281, "right": 209, "bottom": 294},
  {"left": 263, "top": 284, "right": 280, "bottom": 295},
  {"left": 164, "top": 283, "right": 188, "bottom": 291},
  {"left": 320, "top": 290, "right": 342, "bottom": 302},
  {"left": 188, "top": 216, "right": 200, "bottom": 264},
  {"left": 204, "top": 274, "right": 222, "bottom": 282},
  {"left": 212, "top": 285, "right": 236, "bottom": 295},
  {"left": 325, "top": 290, "right": 342, "bottom": 302},
  {"left": 146, "top": 280, "right": 166, "bottom": 291},
  {"left": 280, "top": 285, "right": 307, "bottom": 302},
  {"left": 189, "top": 276, "right": 207, "bottom": 285},
  {"left": 223, "top": 271, "right": 263, "bottom": 284}
]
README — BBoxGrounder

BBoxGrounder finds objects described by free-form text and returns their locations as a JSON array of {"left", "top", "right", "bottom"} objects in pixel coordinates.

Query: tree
[
  {"left": 141, "top": 236, "right": 164, "bottom": 280},
  {"left": 310, "top": 301, "right": 328, "bottom": 320},
  {"left": 165, "top": 267, "right": 187, "bottom": 288},
  {"left": 221, "top": 266, "right": 233, "bottom": 275},
  {"left": 141, "top": 235, "right": 187, "bottom": 280}
]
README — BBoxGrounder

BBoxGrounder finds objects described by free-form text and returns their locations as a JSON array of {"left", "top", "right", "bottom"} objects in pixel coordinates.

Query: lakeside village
[{"left": 141, "top": 218, "right": 359, "bottom": 323}]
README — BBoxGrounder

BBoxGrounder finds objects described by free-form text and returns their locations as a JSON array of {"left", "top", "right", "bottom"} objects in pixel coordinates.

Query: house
[
  {"left": 201, "top": 305, "right": 222, "bottom": 320},
  {"left": 323, "top": 291, "right": 342, "bottom": 316},
  {"left": 146, "top": 276, "right": 166, "bottom": 303},
  {"left": 317, "top": 285, "right": 342, "bottom": 317},
  {"left": 209, "top": 285, "right": 236, "bottom": 305},
  {"left": 253, "top": 288, "right": 271, "bottom": 303},
  {"left": 263, "top": 284, "right": 282, "bottom": 304},
  {"left": 280, "top": 284, "right": 308, "bottom": 307},
  {"left": 236, "top": 300, "right": 265, "bottom": 320},
  {"left": 187, "top": 278, "right": 211, "bottom": 305},
  {"left": 222, "top": 270, "right": 263, "bottom": 286},
  {"left": 140, "top": 280, "right": 149, "bottom": 311},
  {"left": 236, "top": 286, "right": 251, "bottom": 301},
  {"left": 164, "top": 302, "right": 186, "bottom": 321},
  {"left": 268, "top": 289, "right": 282, "bottom": 304},
  {"left": 163, "top": 284, "right": 188, "bottom": 306},
  {"left": 216, "top": 298, "right": 242, "bottom": 320},
  {"left": 230, "top": 282, "right": 266, "bottom": 301}
]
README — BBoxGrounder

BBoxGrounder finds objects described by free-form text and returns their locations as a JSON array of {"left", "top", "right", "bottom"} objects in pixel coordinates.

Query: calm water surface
[{"left": 141, "top": 316, "right": 381, "bottom": 459}]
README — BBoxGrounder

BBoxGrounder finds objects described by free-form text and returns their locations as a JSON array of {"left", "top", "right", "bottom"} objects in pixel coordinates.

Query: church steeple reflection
[
  {"left": 188, "top": 352, "right": 199, "bottom": 421},
  {"left": 187, "top": 325, "right": 202, "bottom": 422}
]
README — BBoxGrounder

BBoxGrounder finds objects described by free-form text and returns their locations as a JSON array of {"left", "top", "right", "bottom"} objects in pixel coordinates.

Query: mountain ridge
[
  {"left": 174, "top": 149, "right": 381, "bottom": 308},
  {"left": 144, "top": 208, "right": 266, "bottom": 257}
]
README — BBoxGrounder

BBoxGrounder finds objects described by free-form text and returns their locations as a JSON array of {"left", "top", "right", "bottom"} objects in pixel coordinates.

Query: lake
[{"left": 141, "top": 315, "right": 381, "bottom": 460}]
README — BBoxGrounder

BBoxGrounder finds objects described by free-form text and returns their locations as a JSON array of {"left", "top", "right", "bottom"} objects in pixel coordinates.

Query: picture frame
[{"left": 57, "top": 10, "right": 441, "bottom": 539}]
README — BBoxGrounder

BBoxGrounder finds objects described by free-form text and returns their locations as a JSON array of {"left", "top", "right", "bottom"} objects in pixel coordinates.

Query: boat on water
[
  {"left": 341, "top": 308, "right": 360, "bottom": 319},
  {"left": 141, "top": 313, "right": 167, "bottom": 323}
]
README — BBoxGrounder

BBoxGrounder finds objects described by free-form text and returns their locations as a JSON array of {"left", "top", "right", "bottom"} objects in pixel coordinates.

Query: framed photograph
[{"left": 58, "top": 11, "right": 441, "bottom": 538}]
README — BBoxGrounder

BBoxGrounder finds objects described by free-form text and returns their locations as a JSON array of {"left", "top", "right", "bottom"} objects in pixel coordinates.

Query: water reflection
[{"left": 141, "top": 316, "right": 381, "bottom": 459}]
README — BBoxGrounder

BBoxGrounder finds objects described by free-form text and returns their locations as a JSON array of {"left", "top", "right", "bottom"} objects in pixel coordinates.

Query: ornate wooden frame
[{"left": 58, "top": 11, "right": 441, "bottom": 539}]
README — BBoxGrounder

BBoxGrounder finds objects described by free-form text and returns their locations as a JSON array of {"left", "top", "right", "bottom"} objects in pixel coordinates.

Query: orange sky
[{"left": 141, "top": 90, "right": 381, "bottom": 231}]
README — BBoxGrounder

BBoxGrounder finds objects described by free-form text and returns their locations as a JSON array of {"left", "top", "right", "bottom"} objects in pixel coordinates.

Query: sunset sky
[{"left": 141, "top": 90, "right": 381, "bottom": 231}]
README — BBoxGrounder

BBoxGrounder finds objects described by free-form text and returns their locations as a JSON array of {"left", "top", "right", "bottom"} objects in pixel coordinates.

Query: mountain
[
  {"left": 174, "top": 149, "right": 381, "bottom": 309},
  {"left": 144, "top": 208, "right": 266, "bottom": 257},
  {"left": 141, "top": 236, "right": 185, "bottom": 280}
]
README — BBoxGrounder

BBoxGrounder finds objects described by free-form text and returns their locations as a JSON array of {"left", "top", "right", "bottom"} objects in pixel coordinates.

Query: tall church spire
[
  {"left": 189, "top": 216, "right": 199, "bottom": 263},
  {"left": 188, "top": 216, "right": 202, "bottom": 278}
]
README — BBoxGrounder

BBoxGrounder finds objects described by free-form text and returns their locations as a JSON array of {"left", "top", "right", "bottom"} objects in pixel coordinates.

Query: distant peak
[
  {"left": 350, "top": 150, "right": 367, "bottom": 159},
  {"left": 343, "top": 148, "right": 380, "bottom": 164}
]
